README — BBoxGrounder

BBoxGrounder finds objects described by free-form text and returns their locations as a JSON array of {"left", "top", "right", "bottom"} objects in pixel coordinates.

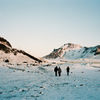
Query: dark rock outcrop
[
  {"left": 0, "top": 44, "right": 11, "bottom": 53},
  {"left": 0, "top": 37, "right": 12, "bottom": 47}
]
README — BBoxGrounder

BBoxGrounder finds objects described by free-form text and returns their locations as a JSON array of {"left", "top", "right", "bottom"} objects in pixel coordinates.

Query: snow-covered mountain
[
  {"left": 0, "top": 37, "right": 42, "bottom": 64},
  {"left": 44, "top": 43, "right": 100, "bottom": 59}
]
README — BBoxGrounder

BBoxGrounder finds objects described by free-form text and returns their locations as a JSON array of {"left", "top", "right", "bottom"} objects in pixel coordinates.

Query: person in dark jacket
[
  {"left": 54, "top": 66, "right": 58, "bottom": 76},
  {"left": 66, "top": 66, "right": 70, "bottom": 76},
  {"left": 58, "top": 67, "right": 62, "bottom": 76}
]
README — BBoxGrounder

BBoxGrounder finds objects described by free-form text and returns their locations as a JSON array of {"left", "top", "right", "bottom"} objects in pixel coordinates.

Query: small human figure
[
  {"left": 66, "top": 66, "right": 70, "bottom": 76},
  {"left": 54, "top": 66, "right": 58, "bottom": 76},
  {"left": 58, "top": 67, "right": 62, "bottom": 76}
]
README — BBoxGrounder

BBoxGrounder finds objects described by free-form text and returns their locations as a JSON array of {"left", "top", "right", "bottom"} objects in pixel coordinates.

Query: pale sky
[{"left": 0, "top": 0, "right": 100, "bottom": 57}]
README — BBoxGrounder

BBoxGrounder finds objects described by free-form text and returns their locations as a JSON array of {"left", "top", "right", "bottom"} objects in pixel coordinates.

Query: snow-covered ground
[{"left": 0, "top": 62, "right": 100, "bottom": 100}]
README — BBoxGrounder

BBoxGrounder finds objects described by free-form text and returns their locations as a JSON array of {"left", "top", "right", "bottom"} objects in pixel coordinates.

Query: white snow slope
[
  {"left": 0, "top": 51, "right": 39, "bottom": 64},
  {"left": 62, "top": 44, "right": 100, "bottom": 60},
  {"left": 63, "top": 47, "right": 96, "bottom": 59},
  {"left": 45, "top": 43, "right": 100, "bottom": 61},
  {"left": 0, "top": 62, "right": 100, "bottom": 100}
]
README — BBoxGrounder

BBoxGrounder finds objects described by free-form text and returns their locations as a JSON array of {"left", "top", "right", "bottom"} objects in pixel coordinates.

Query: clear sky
[{"left": 0, "top": 0, "right": 100, "bottom": 57}]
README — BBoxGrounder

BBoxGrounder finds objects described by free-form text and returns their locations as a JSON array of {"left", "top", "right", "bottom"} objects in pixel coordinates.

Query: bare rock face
[
  {"left": 95, "top": 45, "right": 100, "bottom": 55},
  {"left": 0, "top": 44, "right": 11, "bottom": 53},
  {"left": 0, "top": 37, "right": 12, "bottom": 53},
  {"left": 0, "top": 37, "right": 12, "bottom": 47},
  {"left": 45, "top": 48, "right": 63, "bottom": 59}
]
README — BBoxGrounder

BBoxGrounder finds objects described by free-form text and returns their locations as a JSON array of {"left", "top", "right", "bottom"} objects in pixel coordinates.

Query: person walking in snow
[
  {"left": 54, "top": 66, "right": 58, "bottom": 76},
  {"left": 58, "top": 67, "right": 62, "bottom": 76},
  {"left": 66, "top": 66, "right": 70, "bottom": 76}
]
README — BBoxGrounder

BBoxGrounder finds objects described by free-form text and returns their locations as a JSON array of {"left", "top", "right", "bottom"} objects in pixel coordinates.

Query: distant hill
[
  {"left": 0, "top": 36, "right": 42, "bottom": 64},
  {"left": 44, "top": 43, "right": 100, "bottom": 59}
]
